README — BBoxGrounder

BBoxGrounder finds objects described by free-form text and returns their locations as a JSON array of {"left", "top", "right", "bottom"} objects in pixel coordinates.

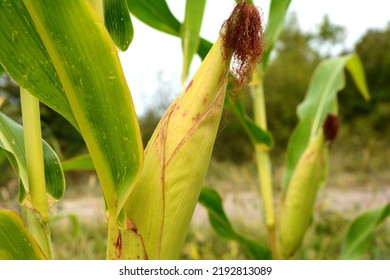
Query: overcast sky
[{"left": 119, "top": 0, "right": 390, "bottom": 115}]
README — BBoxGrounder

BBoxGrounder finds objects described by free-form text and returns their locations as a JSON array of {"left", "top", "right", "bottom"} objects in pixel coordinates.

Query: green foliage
[
  {"left": 104, "top": 0, "right": 134, "bottom": 51},
  {"left": 340, "top": 203, "right": 390, "bottom": 260},
  {"left": 127, "top": 0, "right": 180, "bottom": 36},
  {"left": 61, "top": 154, "right": 94, "bottom": 172},
  {"left": 181, "top": 0, "right": 206, "bottom": 83},
  {"left": 0, "top": 111, "right": 65, "bottom": 204},
  {"left": 339, "top": 25, "right": 390, "bottom": 136},
  {"left": 261, "top": 0, "right": 292, "bottom": 71},
  {"left": 0, "top": 0, "right": 77, "bottom": 128},
  {"left": 199, "top": 187, "right": 271, "bottom": 259},
  {"left": 0, "top": 210, "right": 46, "bottom": 259},
  {"left": 226, "top": 94, "right": 274, "bottom": 150},
  {"left": 23, "top": 0, "right": 143, "bottom": 217},
  {"left": 0, "top": 0, "right": 387, "bottom": 261},
  {"left": 283, "top": 54, "right": 369, "bottom": 188}
]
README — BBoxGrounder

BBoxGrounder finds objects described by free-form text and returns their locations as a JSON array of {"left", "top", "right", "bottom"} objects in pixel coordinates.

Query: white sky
[{"left": 119, "top": 0, "right": 390, "bottom": 116}]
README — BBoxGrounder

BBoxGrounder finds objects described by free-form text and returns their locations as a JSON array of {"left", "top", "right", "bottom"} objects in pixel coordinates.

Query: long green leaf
[
  {"left": 283, "top": 54, "right": 370, "bottom": 188},
  {"left": 199, "top": 187, "right": 238, "bottom": 240},
  {"left": 0, "top": 210, "right": 46, "bottom": 260},
  {"left": 0, "top": 0, "right": 77, "bottom": 128},
  {"left": 261, "top": 0, "right": 291, "bottom": 72},
  {"left": 104, "top": 0, "right": 134, "bottom": 51},
  {"left": 181, "top": 0, "right": 207, "bottom": 84},
  {"left": 22, "top": 0, "right": 143, "bottom": 217},
  {"left": 199, "top": 187, "right": 271, "bottom": 259},
  {"left": 127, "top": 0, "right": 213, "bottom": 61},
  {"left": 340, "top": 203, "right": 390, "bottom": 259},
  {"left": 198, "top": 38, "right": 213, "bottom": 60},
  {"left": 62, "top": 154, "right": 95, "bottom": 172},
  {"left": 227, "top": 95, "right": 273, "bottom": 149},
  {"left": 0, "top": 111, "right": 65, "bottom": 205},
  {"left": 127, "top": 0, "right": 180, "bottom": 36}
]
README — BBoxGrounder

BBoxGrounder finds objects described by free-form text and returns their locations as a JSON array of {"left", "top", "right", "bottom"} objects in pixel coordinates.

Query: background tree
[{"left": 339, "top": 23, "right": 390, "bottom": 142}]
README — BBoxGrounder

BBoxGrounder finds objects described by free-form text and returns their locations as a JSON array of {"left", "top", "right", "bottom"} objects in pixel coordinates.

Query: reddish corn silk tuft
[
  {"left": 323, "top": 114, "right": 339, "bottom": 142},
  {"left": 220, "top": 0, "right": 265, "bottom": 90}
]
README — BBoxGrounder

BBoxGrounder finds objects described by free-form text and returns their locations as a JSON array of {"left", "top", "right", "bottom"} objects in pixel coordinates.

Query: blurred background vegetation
[{"left": 1, "top": 14, "right": 389, "bottom": 259}]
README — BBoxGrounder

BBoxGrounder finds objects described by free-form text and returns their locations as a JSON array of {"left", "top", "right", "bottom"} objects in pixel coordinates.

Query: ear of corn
[
  {"left": 278, "top": 130, "right": 329, "bottom": 259},
  {"left": 122, "top": 37, "right": 231, "bottom": 259}
]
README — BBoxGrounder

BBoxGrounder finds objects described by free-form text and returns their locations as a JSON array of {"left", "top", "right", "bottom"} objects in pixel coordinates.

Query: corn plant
[{"left": 0, "top": 0, "right": 388, "bottom": 260}]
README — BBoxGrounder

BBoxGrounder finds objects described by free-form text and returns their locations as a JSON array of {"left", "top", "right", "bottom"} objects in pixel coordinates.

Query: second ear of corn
[
  {"left": 278, "top": 130, "right": 329, "bottom": 259},
  {"left": 122, "top": 37, "right": 232, "bottom": 259}
]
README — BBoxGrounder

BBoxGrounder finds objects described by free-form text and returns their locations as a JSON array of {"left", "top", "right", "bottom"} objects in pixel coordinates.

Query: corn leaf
[
  {"left": 199, "top": 187, "right": 271, "bottom": 260},
  {"left": 62, "top": 154, "right": 95, "bottom": 172},
  {"left": 127, "top": 0, "right": 213, "bottom": 61},
  {"left": 22, "top": 0, "right": 143, "bottom": 217},
  {"left": 0, "top": 210, "right": 46, "bottom": 260},
  {"left": 0, "top": 64, "right": 4, "bottom": 75},
  {"left": 104, "top": 0, "right": 134, "bottom": 51},
  {"left": 226, "top": 95, "right": 273, "bottom": 149},
  {"left": 199, "top": 187, "right": 238, "bottom": 240},
  {"left": 198, "top": 38, "right": 213, "bottom": 60},
  {"left": 0, "top": 0, "right": 77, "bottom": 128},
  {"left": 127, "top": 0, "right": 180, "bottom": 36},
  {"left": 340, "top": 203, "right": 390, "bottom": 260},
  {"left": 0, "top": 111, "right": 65, "bottom": 205},
  {"left": 261, "top": 0, "right": 292, "bottom": 71},
  {"left": 283, "top": 54, "right": 370, "bottom": 189},
  {"left": 0, "top": 149, "right": 5, "bottom": 164},
  {"left": 181, "top": 0, "right": 207, "bottom": 83}
]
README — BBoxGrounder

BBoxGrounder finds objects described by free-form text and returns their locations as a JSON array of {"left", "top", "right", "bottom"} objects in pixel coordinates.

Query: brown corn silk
[{"left": 220, "top": 0, "right": 265, "bottom": 89}]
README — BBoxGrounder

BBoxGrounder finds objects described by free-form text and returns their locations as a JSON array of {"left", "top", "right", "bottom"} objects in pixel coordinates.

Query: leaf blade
[
  {"left": 199, "top": 187, "right": 271, "bottom": 260},
  {"left": 283, "top": 54, "right": 370, "bottom": 188},
  {"left": 181, "top": 0, "right": 207, "bottom": 84},
  {"left": 61, "top": 154, "right": 95, "bottom": 172},
  {"left": 0, "top": 210, "right": 46, "bottom": 260},
  {"left": 104, "top": 0, "right": 134, "bottom": 51},
  {"left": 127, "top": 0, "right": 180, "bottom": 36},
  {"left": 0, "top": 111, "right": 65, "bottom": 204},
  {"left": 340, "top": 203, "right": 390, "bottom": 259},
  {"left": 227, "top": 96, "right": 274, "bottom": 149},
  {"left": 261, "top": 0, "right": 292, "bottom": 71},
  {"left": 22, "top": 0, "right": 143, "bottom": 216},
  {"left": 0, "top": 0, "right": 77, "bottom": 128}
]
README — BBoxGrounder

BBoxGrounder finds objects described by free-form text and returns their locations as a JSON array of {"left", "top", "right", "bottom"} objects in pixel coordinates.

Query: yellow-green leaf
[
  {"left": 62, "top": 154, "right": 95, "bottom": 172},
  {"left": 181, "top": 0, "right": 206, "bottom": 84},
  {"left": 0, "top": 0, "right": 77, "bottom": 128},
  {"left": 22, "top": 0, "right": 144, "bottom": 218},
  {"left": 0, "top": 111, "right": 65, "bottom": 205},
  {"left": 126, "top": 0, "right": 213, "bottom": 61},
  {"left": 127, "top": 0, "right": 180, "bottom": 36},
  {"left": 199, "top": 187, "right": 271, "bottom": 260},
  {"left": 283, "top": 54, "right": 370, "bottom": 189},
  {"left": 340, "top": 203, "right": 390, "bottom": 259},
  {"left": 261, "top": 0, "right": 292, "bottom": 71},
  {"left": 0, "top": 210, "right": 46, "bottom": 260},
  {"left": 104, "top": 0, "right": 134, "bottom": 51}
]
